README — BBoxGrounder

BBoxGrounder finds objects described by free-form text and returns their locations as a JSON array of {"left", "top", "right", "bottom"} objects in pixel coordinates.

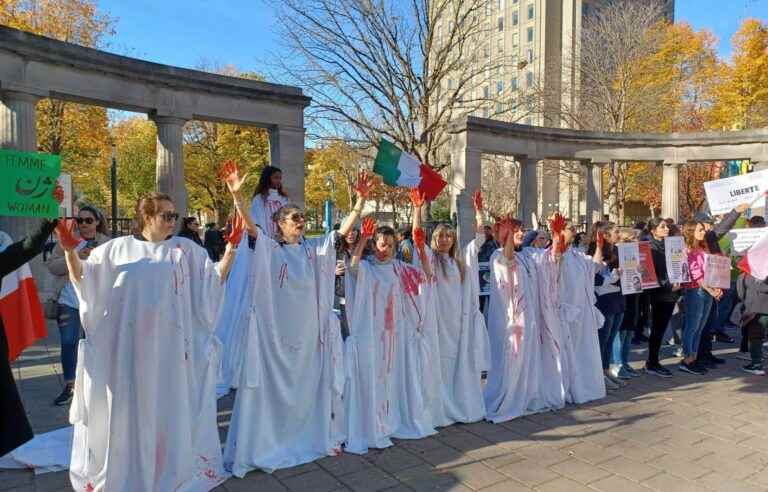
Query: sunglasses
[
  {"left": 288, "top": 213, "right": 305, "bottom": 222},
  {"left": 74, "top": 217, "right": 97, "bottom": 225},
  {"left": 158, "top": 212, "right": 180, "bottom": 222}
]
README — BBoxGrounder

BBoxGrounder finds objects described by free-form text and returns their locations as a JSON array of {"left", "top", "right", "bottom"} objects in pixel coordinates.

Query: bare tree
[{"left": 271, "top": 0, "right": 534, "bottom": 173}]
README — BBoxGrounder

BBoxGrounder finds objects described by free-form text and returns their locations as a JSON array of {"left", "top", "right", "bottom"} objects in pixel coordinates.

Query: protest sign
[
  {"left": 478, "top": 261, "right": 490, "bottom": 296},
  {"left": 0, "top": 149, "right": 61, "bottom": 218},
  {"left": 617, "top": 242, "right": 642, "bottom": 295},
  {"left": 703, "top": 169, "right": 768, "bottom": 215},
  {"left": 703, "top": 254, "right": 731, "bottom": 289},
  {"left": 637, "top": 241, "right": 659, "bottom": 289},
  {"left": 665, "top": 236, "right": 690, "bottom": 284},
  {"left": 727, "top": 228, "right": 768, "bottom": 257}
]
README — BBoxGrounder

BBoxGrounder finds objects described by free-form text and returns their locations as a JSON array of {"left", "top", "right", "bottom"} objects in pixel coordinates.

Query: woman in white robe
[
  {"left": 343, "top": 213, "right": 438, "bottom": 454},
  {"left": 557, "top": 222, "right": 606, "bottom": 404},
  {"left": 60, "top": 184, "right": 244, "bottom": 492},
  {"left": 223, "top": 171, "right": 372, "bottom": 475},
  {"left": 412, "top": 191, "right": 490, "bottom": 426},
  {"left": 483, "top": 216, "right": 564, "bottom": 423},
  {"left": 216, "top": 166, "right": 290, "bottom": 395}
]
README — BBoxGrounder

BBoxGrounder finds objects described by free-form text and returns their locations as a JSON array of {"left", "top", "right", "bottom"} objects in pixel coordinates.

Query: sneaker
[
  {"left": 53, "top": 383, "right": 74, "bottom": 406},
  {"left": 742, "top": 364, "right": 765, "bottom": 376},
  {"left": 621, "top": 364, "right": 642, "bottom": 378},
  {"left": 673, "top": 347, "right": 683, "bottom": 358},
  {"left": 607, "top": 374, "right": 627, "bottom": 387},
  {"left": 698, "top": 358, "right": 718, "bottom": 370},
  {"left": 604, "top": 375, "right": 620, "bottom": 390},
  {"left": 736, "top": 352, "right": 753, "bottom": 361},
  {"left": 707, "top": 355, "right": 726, "bottom": 365},
  {"left": 678, "top": 361, "right": 707, "bottom": 375},
  {"left": 616, "top": 367, "right": 634, "bottom": 380},
  {"left": 645, "top": 362, "right": 673, "bottom": 378},
  {"left": 715, "top": 333, "right": 735, "bottom": 343}
]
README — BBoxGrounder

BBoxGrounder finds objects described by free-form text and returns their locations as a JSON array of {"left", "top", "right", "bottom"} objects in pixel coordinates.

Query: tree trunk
[{"left": 607, "top": 161, "right": 620, "bottom": 222}]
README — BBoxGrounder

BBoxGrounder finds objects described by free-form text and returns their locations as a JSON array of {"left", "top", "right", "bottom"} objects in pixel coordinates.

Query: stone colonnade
[{"left": 449, "top": 117, "right": 768, "bottom": 244}]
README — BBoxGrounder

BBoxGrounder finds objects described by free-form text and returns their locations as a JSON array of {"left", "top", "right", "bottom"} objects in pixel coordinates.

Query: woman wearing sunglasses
[
  {"left": 223, "top": 165, "right": 371, "bottom": 476},
  {"left": 58, "top": 176, "right": 245, "bottom": 492},
  {"left": 46, "top": 205, "right": 110, "bottom": 406}
]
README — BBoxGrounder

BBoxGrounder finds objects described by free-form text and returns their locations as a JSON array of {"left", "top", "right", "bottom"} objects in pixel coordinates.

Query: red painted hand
[
  {"left": 361, "top": 216, "right": 376, "bottom": 238},
  {"left": 549, "top": 212, "right": 566, "bottom": 235},
  {"left": 55, "top": 219, "right": 80, "bottom": 251},
  {"left": 220, "top": 160, "right": 248, "bottom": 193},
  {"left": 224, "top": 214, "right": 245, "bottom": 246},
  {"left": 355, "top": 171, "right": 373, "bottom": 198},
  {"left": 596, "top": 230, "right": 605, "bottom": 250},
  {"left": 410, "top": 189, "right": 426, "bottom": 208},
  {"left": 413, "top": 227, "right": 426, "bottom": 251},
  {"left": 472, "top": 189, "right": 483, "bottom": 213}
]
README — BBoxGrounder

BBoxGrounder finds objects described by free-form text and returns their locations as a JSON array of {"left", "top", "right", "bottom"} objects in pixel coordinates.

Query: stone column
[
  {"left": 269, "top": 125, "right": 306, "bottom": 207},
  {"left": 585, "top": 161, "right": 604, "bottom": 227},
  {"left": 450, "top": 143, "right": 482, "bottom": 246},
  {"left": 0, "top": 91, "right": 41, "bottom": 242},
  {"left": 152, "top": 116, "right": 188, "bottom": 216},
  {"left": 661, "top": 161, "right": 682, "bottom": 223},
  {"left": 518, "top": 156, "right": 539, "bottom": 229},
  {"left": 752, "top": 160, "right": 766, "bottom": 216}
]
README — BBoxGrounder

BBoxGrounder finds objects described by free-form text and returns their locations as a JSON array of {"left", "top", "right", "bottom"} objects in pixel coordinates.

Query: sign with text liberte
[{"left": 704, "top": 169, "right": 768, "bottom": 215}]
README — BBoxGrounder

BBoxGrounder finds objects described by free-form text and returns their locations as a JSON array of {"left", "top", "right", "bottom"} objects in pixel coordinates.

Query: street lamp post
[
  {"left": 111, "top": 144, "right": 118, "bottom": 237},
  {"left": 324, "top": 173, "right": 336, "bottom": 233}
]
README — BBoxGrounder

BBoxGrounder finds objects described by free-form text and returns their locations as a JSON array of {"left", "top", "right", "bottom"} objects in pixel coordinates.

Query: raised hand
[
  {"left": 596, "top": 230, "right": 605, "bottom": 250},
  {"left": 549, "top": 212, "right": 566, "bottom": 234},
  {"left": 410, "top": 189, "right": 426, "bottom": 208},
  {"left": 55, "top": 219, "right": 81, "bottom": 251},
  {"left": 53, "top": 183, "right": 64, "bottom": 204},
  {"left": 355, "top": 170, "right": 374, "bottom": 198},
  {"left": 220, "top": 160, "right": 249, "bottom": 194},
  {"left": 361, "top": 216, "right": 376, "bottom": 238},
  {"left": 223, "top": 214, "right": 245, "bottom": 246},
  {"left": 472, "top": 189, "right": 483, "bottom": 214}
]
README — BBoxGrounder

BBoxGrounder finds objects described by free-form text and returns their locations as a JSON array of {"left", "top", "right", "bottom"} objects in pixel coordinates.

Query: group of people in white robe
[{"left": 52, "top": 162, "right": 609, "bottom": 491}]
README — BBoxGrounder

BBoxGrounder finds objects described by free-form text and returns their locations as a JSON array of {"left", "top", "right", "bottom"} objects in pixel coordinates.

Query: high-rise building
[{"left": 436, "top": 0, "right": 675, "bottom": 221}]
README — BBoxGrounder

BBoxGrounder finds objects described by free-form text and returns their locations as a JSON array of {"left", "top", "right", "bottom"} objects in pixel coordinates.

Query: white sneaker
[
  {"left": 604, "top": 375, "right": 620, "bottom": 390},
  {"left": 607, "top": 374, "right": 627, "bottom": 387}
]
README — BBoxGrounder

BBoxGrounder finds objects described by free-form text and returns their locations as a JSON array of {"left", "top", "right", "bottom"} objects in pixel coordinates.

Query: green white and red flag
[{"left": 373, "top": 138, "right": 447, "bottom": 201}]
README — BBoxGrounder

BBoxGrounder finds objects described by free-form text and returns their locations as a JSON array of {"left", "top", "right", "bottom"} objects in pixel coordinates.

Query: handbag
[{"left": 43, "top": 298, "right": 59, "bottom": 320}]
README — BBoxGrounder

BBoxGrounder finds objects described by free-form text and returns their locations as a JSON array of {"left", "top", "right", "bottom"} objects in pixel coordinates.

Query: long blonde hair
[{"left": 430, "top": 223, "right": 465, "bottom": 282}]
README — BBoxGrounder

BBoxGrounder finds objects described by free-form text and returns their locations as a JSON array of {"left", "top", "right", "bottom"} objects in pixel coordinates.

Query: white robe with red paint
[
  {"left": 483, "top": 248, "right": 564, "bottom": 423},
  {"left": 223, "top": 232, "right": 345, "bottom": 475},
  {"left": 343, "top": 258, "right": 437, "bottom": 454},
  {"left": 414, "top": 237, "right": 490, "bottom": 426},
  {"left": 215, "top": 191, "right": 288, "bottom": 395},
  {"left": 557, "top": 248, "right": 606, "bottom": 404},
  {"left": 70, "top": 236, "right": 226, "bottom": 492}
]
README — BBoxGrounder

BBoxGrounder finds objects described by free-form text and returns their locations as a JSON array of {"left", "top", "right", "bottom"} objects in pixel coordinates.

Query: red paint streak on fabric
[
  {"left": 394, "top": 263, "right": 423, "bottom": 325},
  {"left": 372, "top": 281, "right": 379, "bottom": 317},
  {"left": 85, "top": 483, "right": 95, "bottom": 492},
  {"left": 204, "top": 469, "right": 217, "bottom": 479},
  {"left": 384, "top": 289, "right": 396, "bottom": 372}
]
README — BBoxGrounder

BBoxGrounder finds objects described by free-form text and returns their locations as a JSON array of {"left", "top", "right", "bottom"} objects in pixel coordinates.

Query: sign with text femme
[{"left": 0, "top": 149, "right": 61, "bottom": 218}]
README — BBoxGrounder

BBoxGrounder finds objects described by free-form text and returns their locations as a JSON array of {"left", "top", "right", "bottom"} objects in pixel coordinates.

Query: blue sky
[{"left": 99, "top": 0, "right": 766, "bottom": 76}]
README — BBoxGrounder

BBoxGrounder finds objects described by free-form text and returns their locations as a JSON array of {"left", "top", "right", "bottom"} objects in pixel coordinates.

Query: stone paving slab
[{"left": 2, "top": 323, "right": 767, "bottom": 491}]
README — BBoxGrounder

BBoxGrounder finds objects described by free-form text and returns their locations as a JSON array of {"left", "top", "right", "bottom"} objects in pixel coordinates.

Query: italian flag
[
  {"left": 0, "top": 263, "right": 47, "bottom": 362},
  {"left": 373, "top": 138, "right": 447, "bottom": 200}
]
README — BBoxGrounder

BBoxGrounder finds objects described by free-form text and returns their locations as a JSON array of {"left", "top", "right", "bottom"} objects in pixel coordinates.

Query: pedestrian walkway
[{"left": 3, "top": 324, "right": 768, "bottom": 492}]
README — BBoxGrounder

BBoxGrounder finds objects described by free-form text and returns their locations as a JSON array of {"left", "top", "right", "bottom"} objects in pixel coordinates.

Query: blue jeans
[
  {"left": 599, "top": 312, "right": 624, "bottom": 370},
  {"left": 682, "top": 288, "right": 713, "bottom": 359},
  {"left": 714, "top": 280, "right": 737, "bottom": 332},
  {"left": 57, "top": 304, "right": 82, "bottom": 382},
  {"left": 616, "top": 330, "right": 633, "bottom": 366}
]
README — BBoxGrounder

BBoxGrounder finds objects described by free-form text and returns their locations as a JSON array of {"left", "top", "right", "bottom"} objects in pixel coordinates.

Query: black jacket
[
  {"left": 647, "top": 236, "right": 680, "bottom": 303},
  {"left": 0, "top": 219, "right": 57, "bottom": 456},
  {"left": 705, "top": 208, "right": 741, "bottom": 254}
]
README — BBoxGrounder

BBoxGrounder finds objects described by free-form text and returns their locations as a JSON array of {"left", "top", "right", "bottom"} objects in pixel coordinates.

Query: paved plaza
[{"left": 2, "top": 323, "right": 768, "bottom": 492}]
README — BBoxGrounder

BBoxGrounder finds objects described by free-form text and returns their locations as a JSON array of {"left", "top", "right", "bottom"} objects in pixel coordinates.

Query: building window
[
  {"left": 483, "top": 86, "right": 490, "bottom": 98},
  {"left": 497, "top": 0, "right": 504, "bottom": 10},
  {"left": 582, "top": 4, "right": 589, "bottom": 16},
  {"left": 512, "top": 32, "right": 519, "bottom": 47},
  {"left": 527, "top": 26, "right": 534, "bottom": 43},
  {"left": 512, "top": 11, "right": 518, "bottom": 26},
  {"left": 497, "top": 80, "right": 504, "bottom": 94},
  {"left": 511, "top": 77, "right": 518, "bottom": 90},
  {"left": 526, "top": 48, "right": 533, "bottom": 62},
  {"left": 485, "top": 1, "right": 491, "bottom": 16},
  {"left": 484, "top": 43, "right": 490, "bottom": 58},
  {"left": 527, "top": 4, "right": 534, "bottom": 20},
  {"left": 497, "top": 38, "right": 504, "bottom": 53},
  {"left": 448, "top": 78, "right": 455, "bottom": 90},
  {"left": 496, "top": 102, "right": 504, "bottom": 113},
  {"left": 525, "top": 116, "right": 533, "bottom": 125},
  {"left": 449, "top": 21, "right": 454, "bottom": 31},
  {"left": 526, "top": 71, "right": 533, "bottom": 86},
  {"left": 498, "top": 17, "right": 504, "bottom": 31},
  {"left": 483, "top": 108, "right": 490, "bottom": 118}
]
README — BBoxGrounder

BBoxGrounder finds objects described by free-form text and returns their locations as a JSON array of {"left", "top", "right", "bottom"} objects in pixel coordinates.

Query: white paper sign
[
  {"left": 727, "top": 228, "right": 768, "bottom": 256},
  {"left": 703, "top": 169, "right": 768, "bottom": 215},
  {"left": 665, "top": 236, "right": 690, "bottom": 284},
  {"left": 617, "top": 242, "right": 642, "bottom": 294},
  {"left": 703, "top": 254, "right": 731, "bottom": 289},
  {"left": 57, "top": 173, "right": 73, "bottom": 218}
]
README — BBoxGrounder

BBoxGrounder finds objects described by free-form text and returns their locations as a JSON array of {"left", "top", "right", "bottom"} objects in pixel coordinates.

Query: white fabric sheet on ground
[
  {"left": 224, "top": 231, "right": 345, "bottom": 476},
  {"left": 70, "top": 237, "right": 227, "bottom": 492},
  {"left": 344, "top": 258, "right": 438, "bottom": 454},
  {"left": 413, "top": 237, "right": 490, "bottom": 426},
  {"left": 215, "top": 192, "right": 288, "bottom": 396},
  {"left": 0, "top": 426, "right": 73, "bottom": 475}
]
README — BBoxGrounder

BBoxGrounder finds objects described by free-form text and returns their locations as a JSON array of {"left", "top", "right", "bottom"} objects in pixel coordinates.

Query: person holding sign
[
  {"left": 62, "top": 174, "right": 244, "bottom": 491},
  {"left": 679, "top": 221, "right": 724, "bottom": 375}
]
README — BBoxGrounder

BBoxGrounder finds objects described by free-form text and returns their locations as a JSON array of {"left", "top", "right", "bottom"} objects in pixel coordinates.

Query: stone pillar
[
  {"left": 450, "top": 139, "right": 482, "bottom": 245},
  {"left": 585, "top": 161, "right": 604, "bottom": 227},
  {"left": 269, "top": 125, "right": 306, "bottom": 207},
  {"left": 0, "top": 91, "right": 41, "bottom": 242},
  {"left": 661, "top": 161, "right": 682, "bottom": 223},
  {"left": 152, "top": 116, "right": 188, "bottom": 216},
  {"left": 518, "top": 156, "right": 539, "bottom": 229},
  {"left": 752, "top": 160, "right": 766, "bottom": 216}
]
